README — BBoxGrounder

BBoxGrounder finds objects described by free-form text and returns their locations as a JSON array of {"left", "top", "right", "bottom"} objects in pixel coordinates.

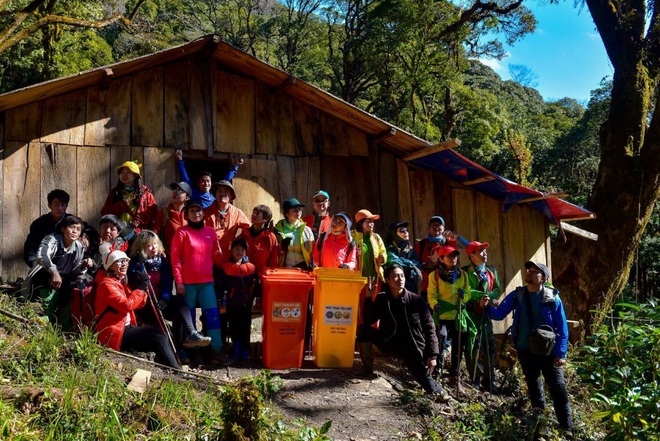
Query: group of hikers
[{"left": 19, "top": 149, "right": 574, "bottom": 432}]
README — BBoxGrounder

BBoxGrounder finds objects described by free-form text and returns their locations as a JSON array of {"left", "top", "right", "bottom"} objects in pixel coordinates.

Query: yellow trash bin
[{"left": 312, "top": 267, "right": 367, "bottom": 368}]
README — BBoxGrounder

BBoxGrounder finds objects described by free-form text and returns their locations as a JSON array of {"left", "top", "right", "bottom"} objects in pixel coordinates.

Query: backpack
[{"left": 69, "top": 276, "right": 113, "bottom": 333}]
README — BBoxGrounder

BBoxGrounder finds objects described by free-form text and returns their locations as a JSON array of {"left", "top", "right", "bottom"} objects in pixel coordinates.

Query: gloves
[
  {"left": 137, "top": 271, "right": 150, "bottom": 291},
  {"left": 281, "top": 237, "right": 292, "bottom": 250},
  {"left": 433, "top": 304, "right": 440, "bottom": 313},
  {"left": 339, "top": 264, "right": 350, "bottom": 269},
  {"left": 458, "top": 288, "right": 465, "bottom": 300},
  {"left": 134, "top": 253, "right": 147, "bottom": 264},
  {"left": 157, "top": 299, "right": 168, "bottom": 311}
]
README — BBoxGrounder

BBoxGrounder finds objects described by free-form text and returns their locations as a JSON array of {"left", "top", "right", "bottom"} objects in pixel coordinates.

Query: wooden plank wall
[{"left": 0, "top": 56, "right": 550, "bottom": 300}]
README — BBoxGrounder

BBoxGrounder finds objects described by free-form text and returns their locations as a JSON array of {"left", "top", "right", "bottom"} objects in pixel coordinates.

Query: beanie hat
[{"left": 102, "top": 250, "right": 130, "bottom": 270}]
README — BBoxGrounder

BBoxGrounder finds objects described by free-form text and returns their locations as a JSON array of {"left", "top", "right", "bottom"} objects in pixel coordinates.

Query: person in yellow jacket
[
  {"left": 353, "top": 209, "right": 388, "bottom": 325},
  {"left": 427, "top": 245, "right": 475, "bottom": 394}
]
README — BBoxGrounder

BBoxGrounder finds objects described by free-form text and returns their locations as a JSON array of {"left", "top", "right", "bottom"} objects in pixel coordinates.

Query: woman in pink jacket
[{"left": 170, "top": 199, "right": 231, "bottom": 366}]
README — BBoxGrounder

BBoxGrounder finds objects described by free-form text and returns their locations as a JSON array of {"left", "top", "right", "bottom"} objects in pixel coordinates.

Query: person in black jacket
[{"left": 356, "top": 263, "right": 451, "bottom": 402}]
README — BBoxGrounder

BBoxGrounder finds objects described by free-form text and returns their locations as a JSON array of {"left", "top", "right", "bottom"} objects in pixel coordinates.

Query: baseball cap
[
  {"left": 283, "top": 198, "right": 306, "bottom": 212},
  {"left": 355, "top": 209, "right": 380, "bottom": 222},
  {"left": 428, "top": 216, "right": 445, "bottom": 226},
  {"left": 525, "top": 261, "right": 550, "bottom": 279},
  {"left": 169, "top": 181, "right": 193, "bottom": 196},
  {"left": 466, "top": 241, "right": 489, "bottom": 256},
  {"left": 313, "top": 190, "right": 330, "bottom": 201},
  {"left": 438, "top": 245, "right": 459, "bottom": 257}
]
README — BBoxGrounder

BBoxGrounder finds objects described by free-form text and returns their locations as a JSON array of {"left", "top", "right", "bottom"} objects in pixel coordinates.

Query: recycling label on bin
[
  {"left": 323, "top": 305, "right": 353, "bottom": 325},
  {"left": 271, "top": 302, "right": 302, "bottom": 322}
]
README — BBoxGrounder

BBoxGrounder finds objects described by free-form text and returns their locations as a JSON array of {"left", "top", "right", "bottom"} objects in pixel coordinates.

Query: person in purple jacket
[
  {"left": 484, "top": 261, "right": 574, "bottom": 432},
  {"left": 173, "top": 150, "right": 244, "bottom": 209}
]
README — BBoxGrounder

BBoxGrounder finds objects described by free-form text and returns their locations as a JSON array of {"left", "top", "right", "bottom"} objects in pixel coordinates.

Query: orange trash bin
[{"left": 261, "top": 268, "right": 316, "bottom": 369}]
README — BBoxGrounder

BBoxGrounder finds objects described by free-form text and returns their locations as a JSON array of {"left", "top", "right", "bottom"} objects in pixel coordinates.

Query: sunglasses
[
  {"left": 398, "top": 228, "right": 409, "bottom": 233},
  {"left": 115, "top": 259, "right": 129, "bottom": 266},
  {"left": 314, "top": 199, "right": 328, "bottom": 204},
  {"left": 172, "top": 189, "right": 185, "bottom": 195}
]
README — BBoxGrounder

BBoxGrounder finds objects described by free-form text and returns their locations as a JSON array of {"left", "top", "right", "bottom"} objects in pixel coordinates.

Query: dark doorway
[{"left": 181, "top": 159, "right": 233, "bottom": 186}]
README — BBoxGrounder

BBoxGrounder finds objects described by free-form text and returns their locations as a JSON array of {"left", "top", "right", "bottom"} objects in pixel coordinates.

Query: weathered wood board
[
  {"left": 164, "top": 62, "right": 191, "bottom": 150},
  {"left": 215, "top": 71, "right": 255, "bottom": 155},
  {"left": 409, "top": 170, "right": 435, "bottom": 244},
  {"left": 320, "top": 113, "right": 349, "bottom": 157},
  {"left": 293, "top": 100, "right": 321, "bottom": 156},
  {"left": 378, "top": 150, "right": 398, "bottom": 233},
  {"left": 396, "top": 160, "right": 413, "bottom": 238},
  {"left": 40, "top": 144, "right": 78, "bottom": 216},
  {"left": 188, "top": 55, "right": 211, "bottom": 151},
  {"left": 525, "top": 205, "right": 550, "bottom": 278},
  {"left": 77, "top": 147, "right": 111, "bottom": 229},
  {"left": 85, "top": 77, "right": 132, "bottom": 147},
  {"left": 256, "top": 83, "right": 296, "bottom": 156},
  {"left": 502, "top": 204, "right": 527, "bottom": 297},
  {"left": 475, "top": 193, "right": 504, "bottom": 277},
  {"left": 132, "top": 67, "right": 164, "bottom": 147},
  {"left": 144, "top": 147, "right": 177, "bottom": 209},
  {"left": 3, "top": 142, "right": 41, "bottom": 278},
  {"left": 233, "top": 158, "right": 280, "bottom": 222},
  {"left": 41, "top": 90, "right": 86, "bottom": 145},
  {"left": 5, "top": 102, "right": 42, "bottom": 143},
  {"left": 452, "top": 188, "right": 477, "bottom": 244}
]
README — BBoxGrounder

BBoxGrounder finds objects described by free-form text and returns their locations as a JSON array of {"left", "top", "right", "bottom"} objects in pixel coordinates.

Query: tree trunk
[{"left": 551, "top": 0, "right": 660, "bottom": 335}]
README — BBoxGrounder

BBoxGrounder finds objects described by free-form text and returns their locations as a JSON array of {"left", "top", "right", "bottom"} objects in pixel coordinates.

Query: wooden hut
[{"left": 0, "top": 35, "right": 593, "bottom": 331}]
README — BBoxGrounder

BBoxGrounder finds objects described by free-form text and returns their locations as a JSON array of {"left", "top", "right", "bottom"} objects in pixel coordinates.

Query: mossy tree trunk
[{"left": 552, "top": 0, "right": 660, "bottom": 335}]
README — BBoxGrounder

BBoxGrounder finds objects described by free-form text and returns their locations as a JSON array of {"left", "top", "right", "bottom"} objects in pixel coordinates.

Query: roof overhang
[{"left": 405, "top": 142, "right": 596, "bottom": 226}]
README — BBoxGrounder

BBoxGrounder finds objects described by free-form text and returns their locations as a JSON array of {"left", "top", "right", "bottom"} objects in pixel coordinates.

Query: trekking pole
[
  {"left": 484, "top": 310, "right": 495, "bottom": 393},
  {"left": 141, "top": 268, "right": 181, "bottom": 367},
  {"left": 456, "top": 289, "right": 464, "bottom": 399},
  {"left": 471, "top": 312, "right": 485, "bottom": 384}
]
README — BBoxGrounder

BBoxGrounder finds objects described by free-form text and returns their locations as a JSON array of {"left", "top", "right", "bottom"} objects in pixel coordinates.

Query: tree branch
[
  {"left": 440, "top": 0, "right": 524, "bottom": 38},
  {"left": 0, "top": 12, "right": 130, "bottom": 53}
]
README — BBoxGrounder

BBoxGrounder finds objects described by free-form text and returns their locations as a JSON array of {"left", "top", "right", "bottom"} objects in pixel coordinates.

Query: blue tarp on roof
[{"left": 408, "top": 148, "right": 595, "bottom": 225}]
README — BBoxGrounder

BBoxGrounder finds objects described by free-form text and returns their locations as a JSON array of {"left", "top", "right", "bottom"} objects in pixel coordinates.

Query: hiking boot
[
  {"left": 212, "top": 349, "right": 234, "bottom": 366},
  {"left": 183, "top": 331, "right": 212, "bottom": 348},
  {"left": 433, "top": 388, "right": 452, "bottom": 403},
  {"left": 178, "top": 348, "right": 191, "bottom": 365},
  {"left": 357, "top": 342, "right": 374, "bottom": 377}
]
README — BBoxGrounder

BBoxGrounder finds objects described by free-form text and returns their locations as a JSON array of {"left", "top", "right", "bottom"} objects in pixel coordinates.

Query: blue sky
[{"left": 480, "top": 1, "right": 613, "bottom": 103}]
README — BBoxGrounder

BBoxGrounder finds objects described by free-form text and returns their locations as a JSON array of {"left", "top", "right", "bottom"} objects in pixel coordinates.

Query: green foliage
[{"left": 576, "top": 301, "right": 660, "bottom": 440}]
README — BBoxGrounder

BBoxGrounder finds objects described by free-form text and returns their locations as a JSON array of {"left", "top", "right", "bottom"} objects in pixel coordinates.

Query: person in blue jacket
[
  {"left": 174, "top": 150, "right": 243, "bottom": 209},
  {"left": 484, "top": 260, "right": 574, "bottom": 432}
]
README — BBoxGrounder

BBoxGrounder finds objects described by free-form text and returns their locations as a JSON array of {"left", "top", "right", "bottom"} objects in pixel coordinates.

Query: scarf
[
  {"left": 438, "top": 262, "right": 459, "bottom": 284},
  {"left": 144, "top": 256, "right": 162, "bottom": 273},
  {"left": 427, "top": 234, "right": 446, "bottom": 245},
  {"left": 188, "top": 220, "right": 204, "bottom": 230}
]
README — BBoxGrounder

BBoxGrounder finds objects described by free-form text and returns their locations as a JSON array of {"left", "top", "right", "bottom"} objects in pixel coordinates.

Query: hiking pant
[
  {"left": 437, "top": 319, "right": 468, "bottom": 377},
  {"left": 121, "top": 325, "right": 180, "bottom": 369},
  {"left": 184, "top": 282, "right": 222, "bottom": 350},
  {"left": 517, "top": 349, "right": 574, "bottom": 429},
  {"left": 465, "top": 313, "right": 495, "bottom": 387},
  {"left": 227, "top": 306, "right": 252, "bottom": 350},
  {"left": 357, "top": 324, "right": 442, "bottom": 394}
]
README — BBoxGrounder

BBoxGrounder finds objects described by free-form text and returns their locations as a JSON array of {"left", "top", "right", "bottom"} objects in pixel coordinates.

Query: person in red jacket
[
  {"left": 239, "top": 205, "right": 278, "bottom": 313},
  {"left": 94, "top": 249, "right": 180, "bottom": 369},
  {"left": 170, "top": 199, "right": 231, "bottom": 366},
  {"left": 101, "top": 160, "right": 158, "bottom": 236},
  {"left": 153, "top": 181, "right": 192, "bottom": 255},
  {"left": 313, "top": 213, "right": 357, "bottom": 269},
  {"left": 217, "top": 238, "right": 257, "bottom": 361}
]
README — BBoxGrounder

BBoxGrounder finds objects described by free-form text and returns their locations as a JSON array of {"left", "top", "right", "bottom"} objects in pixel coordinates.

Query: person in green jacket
[
  {"left": 427, "top": 245, "right": 474, "bottom": 394},
  {"left": 462, "top": 241, "right": 501, "bottom": 393}
]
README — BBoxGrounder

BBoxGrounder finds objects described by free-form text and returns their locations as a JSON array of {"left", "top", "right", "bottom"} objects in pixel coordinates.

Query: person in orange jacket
[
  {"left": 204, "top": 180, "right": 250, "bottom": 257},
  {"left": 313, "top": 212, "right": 357, "bottom": 269},
  {"left": 94, "top": 249, "right": 181, "bottom": 369}
]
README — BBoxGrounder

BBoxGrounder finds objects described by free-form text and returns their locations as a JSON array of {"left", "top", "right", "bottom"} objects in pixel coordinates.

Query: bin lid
[
  {"left": 261, "top": 267, "right": 316, "bottom": 282},
  {"left": 312, "top": 267, "right": 368, "bottom": 284}
]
